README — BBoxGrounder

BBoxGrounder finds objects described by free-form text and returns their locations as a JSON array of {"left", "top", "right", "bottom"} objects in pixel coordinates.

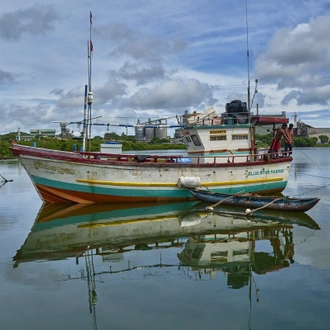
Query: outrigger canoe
[{"left": 188, "top": 188, "right": 320, "bottom": 212}]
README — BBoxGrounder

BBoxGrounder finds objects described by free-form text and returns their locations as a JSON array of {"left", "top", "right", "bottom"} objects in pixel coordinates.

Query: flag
[
  {"left": 90, "top": 40, "right": 93, "bottom": 52},
  {"left": 90, "top": 12, "right": 92, "bottom": 25}
]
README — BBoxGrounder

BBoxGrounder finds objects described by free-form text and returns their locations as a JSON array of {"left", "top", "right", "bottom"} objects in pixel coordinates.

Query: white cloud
[
  {"left": 2, "top": 0, "right": 330, "bottom": 135},
  {"left": 255, "top": 15, "right": 330, "bottom": 107}
]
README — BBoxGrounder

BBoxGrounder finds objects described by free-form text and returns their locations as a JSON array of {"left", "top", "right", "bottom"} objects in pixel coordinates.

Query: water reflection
[
  {"left": 14, "top": 201, "right": 319, "bottom": 272},
  {"left": 12, "top": 202, "right": 320, "bottom": 329}
]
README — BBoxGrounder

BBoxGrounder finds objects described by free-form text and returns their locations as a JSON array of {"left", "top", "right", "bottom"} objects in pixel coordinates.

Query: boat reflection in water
[
  {"left": 14, "top": 201, "right": 320, "bottom": 272},
  {"left": 14, "top": 201, "right": 319, "bottom": 286},
  {"left": 13, "top": 202, "right": 320, "bottom": 328}
]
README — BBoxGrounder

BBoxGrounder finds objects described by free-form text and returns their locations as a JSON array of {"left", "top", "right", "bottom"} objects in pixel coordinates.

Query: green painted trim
[
  {"left": 32, "top": 201, "right": 198, "bottom": 232},
  {"left": 32, "top": 175, "right": 287, "bottom": 199}
]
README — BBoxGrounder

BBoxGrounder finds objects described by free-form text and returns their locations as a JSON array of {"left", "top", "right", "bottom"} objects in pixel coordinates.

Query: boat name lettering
[
  {"left": 38, "top": 233, "right": 77, "bottom": 246},
  {"left": 34, "top": 161, "right": 75, "bottom": 175},
  {"left": 248, "top": 168, "right": 284, "bottom": 176}
]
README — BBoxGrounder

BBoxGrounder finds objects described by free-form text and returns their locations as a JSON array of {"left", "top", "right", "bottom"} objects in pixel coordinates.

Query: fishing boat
[
  {"left": 188, "top": 188, "right": 320, "bottom": 212},
  {"left": 9, "top": 14, "right": 293, "bottom": 204},
  {"left": 10, "top": 112, "right": 293, "bottom": 204}
]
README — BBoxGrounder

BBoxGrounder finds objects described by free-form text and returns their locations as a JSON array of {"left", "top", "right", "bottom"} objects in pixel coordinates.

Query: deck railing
[{"left": 79, "top": 149, "right": 291, "bottom": 164}]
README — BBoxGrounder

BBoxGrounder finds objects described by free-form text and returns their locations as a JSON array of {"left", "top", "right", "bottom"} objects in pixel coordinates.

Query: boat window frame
[
  {"left": 210, "top": 129, "right": 227, "bottom": 141},
  {"left": 232, "top": 134, "right": 248, "bottom": 140},
  {"left": 233, "top": 249, "right": 249, "bottom": 256},
  {"left": 191, "top": 134, "right": 202, "bottom": 146}
]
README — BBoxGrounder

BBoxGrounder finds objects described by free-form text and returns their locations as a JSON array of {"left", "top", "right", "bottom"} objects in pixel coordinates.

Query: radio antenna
[{"left": 245, "top": 0, "right": 251, "bottom": 111}]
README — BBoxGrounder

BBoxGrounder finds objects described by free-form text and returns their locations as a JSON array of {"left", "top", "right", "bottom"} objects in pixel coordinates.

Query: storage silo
[
  {"left": 135, "top": 125, "right": 145, "bottom": 141},
  {"left": 144, "top": 127, "right": 155, "bottom": 141},
  {"left": 155, "top": 127, "right": 167, "bottom": 139}
]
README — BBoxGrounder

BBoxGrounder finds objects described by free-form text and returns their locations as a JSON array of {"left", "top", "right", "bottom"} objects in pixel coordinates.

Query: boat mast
[
  {"left": 82, "top": 84, "right": 88, "bottom": 151},
  {"left": 245, "top": 0, "right": 251, "bottom": 111},
  {"left": 86, "top": 12, "right": 94, "bottom": 152}
]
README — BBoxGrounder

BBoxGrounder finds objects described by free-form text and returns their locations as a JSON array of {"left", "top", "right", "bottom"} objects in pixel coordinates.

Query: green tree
[
  {"left": 319, "top": 135, "right": 329, "bottom": 144},
  {"left": 0, "top": 140, "right": 12, "bottom": 158},
  {"left": 309, "top": 137, "right": 318, "bottom": 147},
  {"left": 293, "top": 137, "right": 308, "bottom": 147}
]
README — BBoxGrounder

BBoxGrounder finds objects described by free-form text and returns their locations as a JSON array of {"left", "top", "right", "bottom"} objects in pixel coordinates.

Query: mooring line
[
  {"left": 300, "top": 173, "right": 330, "bottom": 180},
  {"left": 299, "top": 150, "right": 324, "bottom": 173}
]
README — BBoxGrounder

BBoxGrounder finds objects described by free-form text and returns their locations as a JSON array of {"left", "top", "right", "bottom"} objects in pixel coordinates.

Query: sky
[{"left": 1, "top": 0, "right": 330, "bottom": 137}]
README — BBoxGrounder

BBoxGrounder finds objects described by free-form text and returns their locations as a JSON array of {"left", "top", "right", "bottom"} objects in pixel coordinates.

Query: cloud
[
  {"left": 109, "top": 61, "right": 170, "bottom": 85},
  {"left": 94, "top": 79, "right": 128, "bottom": 104},
  {"left": 255, "top": 15, "right": 330, "bottom": 106},
  {"left": 126, "top": 78, "right": 217, "bottom": 112},
  {"left": 282, "top": 86, "right": 330, "bottom": 106},
  {"left": 98, "top": 23, "right": 187, "bottom": 61},
  {"left": 50, "top": 88, "right": 64, "bottom": 97},
  {"left": 56, "top": 86, "right": 86, "bottom": 107},
  {"left": 0, "top": 4, "right": 60, "bottom": 41},
  {"left": 0, "top": 69, "right": 15, "bottom": 84}
]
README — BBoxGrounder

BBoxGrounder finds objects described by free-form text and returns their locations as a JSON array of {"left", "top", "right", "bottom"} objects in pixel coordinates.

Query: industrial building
[
  {"left": 134, "top": 118, "right": 168, "bottom": 142},
  {"left": 16, "top": 128, "right": 56, "bottom": 141}
]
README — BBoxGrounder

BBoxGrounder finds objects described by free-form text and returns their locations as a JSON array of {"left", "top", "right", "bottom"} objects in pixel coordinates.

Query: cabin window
[
  {"left": 211, "top": 251, "right": 228, "bottom": 262},
  {"left": 210, "top": 136, "right": 226, "bottom": 141},
  {"left": 185, "top": 136, "right": 192, "bottom": 143},
  {"left": 232, "top": 134, "right": 248, "bottom": 140},
  {"left": 192, "top": 247, "right": 203, "bottom": 259},
  {"left": 210, "top": 129, "right": 227, "bottom": 141},
  {"left": 233, "top": 249, "right": 249, "bottom": 256},
  {"left": 211, "top": 251, "right": 228, "bottom": 257},
  {"left": 191, "top": 134, "right": 201, "bottom": 146}
]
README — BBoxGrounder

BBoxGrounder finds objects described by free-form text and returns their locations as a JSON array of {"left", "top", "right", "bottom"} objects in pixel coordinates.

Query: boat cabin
[{"left": 178, "top": 100, "right": 288, "bottom": 164}]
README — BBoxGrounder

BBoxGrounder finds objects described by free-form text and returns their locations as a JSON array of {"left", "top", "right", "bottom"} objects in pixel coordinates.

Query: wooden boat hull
[
  {"left": 188, "top": 188, "right": 320, "bottom": 212},
  {"left": 10, "top": 143, "right": 292, "bottom": 204}
]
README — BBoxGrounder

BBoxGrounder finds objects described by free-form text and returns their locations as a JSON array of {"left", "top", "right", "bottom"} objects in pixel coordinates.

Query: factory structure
[
  {"left": 134, "top": 118, "right": 169, "bottom": 142},
  {"left": 295, "top": 118, "right": 330, "bottom": 140}
]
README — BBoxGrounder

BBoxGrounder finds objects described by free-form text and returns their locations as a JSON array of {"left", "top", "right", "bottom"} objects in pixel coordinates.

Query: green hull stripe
[
  {"left": 32, "top": 175, "right": 287, "bottom": 198},
  {"left": 33, "top": 201, "right": 198, "bottom": 232}
]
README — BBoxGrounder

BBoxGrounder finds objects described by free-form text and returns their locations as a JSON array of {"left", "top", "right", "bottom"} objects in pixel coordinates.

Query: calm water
[{"left": 1, "top": 148, "right": 330, "bottom": 330}]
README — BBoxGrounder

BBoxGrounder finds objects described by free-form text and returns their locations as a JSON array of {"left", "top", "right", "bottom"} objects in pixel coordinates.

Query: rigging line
[
  {"left": 295, "top": 230, "right": 319, "bottom": 245},
  {"left": 293, "top": 182, "right": 329, "bottom": 197},
  {"left": 298, "top": 150, "right": 324, "bottom": 173},
  {"left": 299, "top": 173, "right": 330, "bottom": 180},
  {"left": 298, "top": 184, "right": 330, "bottom": 197}
]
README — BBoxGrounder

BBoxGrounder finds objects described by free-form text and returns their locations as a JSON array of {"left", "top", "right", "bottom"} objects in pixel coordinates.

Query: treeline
[
  {"left": 255, "top": 134, "right": 330, "bottom": 148},
  {"left": 0, "top": 132, "right": 186, "bottom": 159}
]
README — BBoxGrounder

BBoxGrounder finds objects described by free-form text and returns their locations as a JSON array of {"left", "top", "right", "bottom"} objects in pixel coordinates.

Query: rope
[
  {"left": 249, "top": 196, "right": 285, "bottom": 214},
  {"left": 207, "top": 190, "right": 246, "bottom": 209},
  {"left": 299, "top": 150, "right": 324, "bottom": 173}
]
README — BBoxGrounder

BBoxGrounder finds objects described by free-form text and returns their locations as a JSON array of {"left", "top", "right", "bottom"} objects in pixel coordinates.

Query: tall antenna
[
  {"left": 245, "top": 0, "right": 251, "bottom": 111},
  {"left": 86, "top": 11, "right": 94, "bottom": 151}
]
